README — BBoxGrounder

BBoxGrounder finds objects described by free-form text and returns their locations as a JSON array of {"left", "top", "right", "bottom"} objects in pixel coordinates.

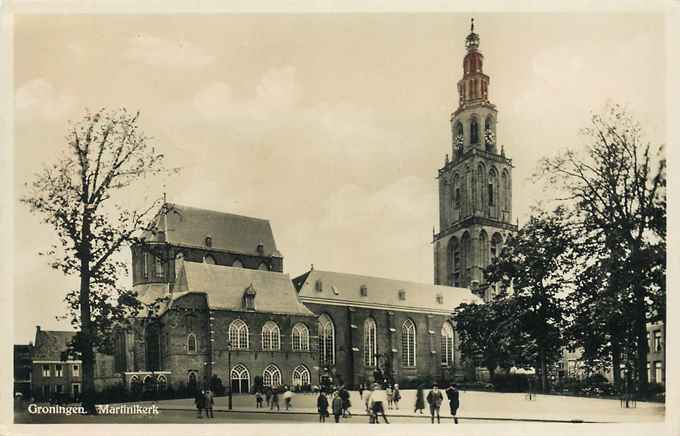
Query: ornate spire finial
[{"left": 471, "top": 17, "right": 474, "bottom": 33}]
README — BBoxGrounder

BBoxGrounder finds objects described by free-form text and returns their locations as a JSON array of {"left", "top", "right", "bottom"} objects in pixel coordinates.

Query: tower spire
[{"left": 471, "top": 17, "right": 474, "bottom": 33}]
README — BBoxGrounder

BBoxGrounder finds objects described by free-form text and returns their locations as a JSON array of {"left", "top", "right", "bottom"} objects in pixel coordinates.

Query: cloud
[
  {"left": 124, "top": 34, "right": 215, "bottom": 69},
  {"left": 15, "top": 79, "right": 77, "bottom": 122}
]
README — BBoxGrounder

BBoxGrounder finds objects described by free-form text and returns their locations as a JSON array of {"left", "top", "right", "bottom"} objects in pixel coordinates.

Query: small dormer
[{"left": 243, "top": 284, "right": 256, "bottom": 311}]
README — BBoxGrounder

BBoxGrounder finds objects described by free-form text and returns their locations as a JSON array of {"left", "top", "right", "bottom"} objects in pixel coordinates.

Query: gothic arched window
[
  {"left": 470, "top": 118, "right": 479, "bottom": 144},
  {"left": 452, "top": 174, "right": 461, "bottom": 210},
  {"left": 230, "top": 364, "right": 250, "bottom": 394},
  {"left": 461, "top": 232, "right": 472, "bottom": 286},
  {"left": 479, "top": 230, "right": 489, "bottom": 269},
  {"left": 319, "top": 314, "right": 335, "bottom": 366},
  {"left": 363, "top": 318, "right": 377, "bottom": 367},
  {"left": 229, "top": 319, "right": 249, "bottom": 350},
  {"left": 187, "top": 333, "right": 197, "bottom": 354},
  {"left": 292, "top": 365, "right": 311, "bottom": 387},
  {"left": 441, "top": 321, "right": 455, "bottom": 367},
  {"left": 491, "top": 233, "right": 503, "bottom": 261},
  {"left": 477, "top": 164, "right": 486, "bottom": 211},
  {"left": 401, "top": 319, "right": 417, "bottom": 367},
  {"left": 448, "top": 237, "right": 461, "bottom": 287},
  {"left": 174, "top": 252, "right": 184, "bottom": 277},
  {"left": 262, "top": 364, "right": 282, "bottom": 388},
  {"left": 261, "top": 321, "right": 281, "bottom": 351},
  {"left": 502, "top": 169, "right": 511, "bottom": 214},
  {"left": 488, "top": 168, "right": 499, "bottom": 209},
  {"left": 291, "top": 323, "right": 310, "bottom": 351}
]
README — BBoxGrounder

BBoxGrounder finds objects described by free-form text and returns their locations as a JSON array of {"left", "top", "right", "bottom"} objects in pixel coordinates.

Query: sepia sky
[{"left": 13, "top": 13, "right": 666, "bottom": 343}]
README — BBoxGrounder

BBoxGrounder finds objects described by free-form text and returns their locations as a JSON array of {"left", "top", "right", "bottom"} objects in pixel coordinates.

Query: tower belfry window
[{"left": 470, "top": 118, "right": 479, "bottom": 144}]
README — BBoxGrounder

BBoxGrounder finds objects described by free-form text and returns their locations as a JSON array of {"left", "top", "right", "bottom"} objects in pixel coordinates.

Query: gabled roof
[
  {"left": 144, "top": 203, "right": 281, "bottom": 258},
  {"left": 33, "top": 328, "right": 77, "bottom": 361},
  {"left": 294, "top": 269, "right": 482, "bottom": 315},
  {"left": 172, "top": 261, "right": 314, "bottom": 316}
]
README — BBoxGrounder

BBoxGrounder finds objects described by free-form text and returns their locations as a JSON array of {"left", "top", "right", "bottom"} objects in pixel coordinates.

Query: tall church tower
[{"left": 433, "top": 20, "right": 517, "bottom": 298}]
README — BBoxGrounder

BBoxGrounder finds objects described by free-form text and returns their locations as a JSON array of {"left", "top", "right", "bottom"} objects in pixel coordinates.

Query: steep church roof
[
  {"left": 33, "top": 327, "right": 77, "bottom": 361},
  {"left": 294, "top": 269, "right": 482, "bottom": 315},
  {"left": 172, "top": 261, "right": 314, "bottom": 316},
  {"left": 144, "top": 203, "right": 281, "bottom": 258}
]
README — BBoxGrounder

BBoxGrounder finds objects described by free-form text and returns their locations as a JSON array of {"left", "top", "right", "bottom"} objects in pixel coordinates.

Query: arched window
[
  {"left": 261, "top": 321, "right": 281, "bottom": 351},
  {"left": 452, "top": 174, "right": 461, "bottom": 210},
  {"left": 129, "top": 375, "right": 140, "bottom": 388},
  {"left": 448, "top": 237, "right": 461, "bottom": 287},
  {"left": 174, "top": 252, "right": 184, "bottom": 277},
  {"left": 263, "top": 364, "right": 282, "bottom": 388},
  {"left": 319, "top": 314, "right": 335, "bottom": 366},
  {"left": 157, "top": 375, "right": 168, "bottom": 391},
  {"left": 292, "top": 365, "right": 311, "bottom": 387},
  {"left": 230, "top": 364, "right": 250, "bottom": 393},
  {"left": 488, "top": 168, "right": 498, "bottom": 209},
  {"left": 258, "top": 262, "right": 269, "bottom": 271},
  {"left": 477, "top": 164, "right": 486, "bottom": 211},
  {"left": 187, "top": 333, "right": 197, "bottom": 354},
  {"left": 479, "top": 230, "right": 489, "bottom": 269},
  {"left": 229, "top": 319, "right": 249, "bottom": 350},
  {"left": 491, "top": 233, "right": 503, "bottom": 261},
  {"left": 291, "top": 323, "right": 310, "bottom": 351},
  {"left": 232, "top": 259, "right": 243, "bottom": 268},
  {"left": 401, "top": 319, "right": 417, "bottom": 367},
  {"left": 470, "top": 118, "right": 479, "bottom": 144},
  {"left": 363, "top": 318, "right": 377, "bottom": 367},
  {"left": 203, "top": 254, "right": 216, "bottom": 265},
  {"left": 154, "top": 255, "right": 164, "bottom": 278},
  {"left": 502, "top": 170, "right": 510, "bottom": 213},
  {"left": 441, "top": 322, "right": 455, "bottom": 367},
  {"left": 461, "top": 232, "right": 472, "bottom": 287}
]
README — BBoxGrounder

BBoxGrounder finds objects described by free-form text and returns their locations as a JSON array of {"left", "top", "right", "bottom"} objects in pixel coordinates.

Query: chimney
[{"left": 310, "top": 264, "right": 314, "bottom": 271}]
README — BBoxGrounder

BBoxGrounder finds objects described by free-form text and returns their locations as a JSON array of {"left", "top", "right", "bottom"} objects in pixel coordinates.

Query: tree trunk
[
  {"left": 634, "top": 286, "right": 649, "bottom": 398},
  {"left": 79, "top": 214, "right": 97, "bottom": 414},
  {"left": 611, "top": 339, "right": 622, "bottom": 391},
  {"left": 540, "top": 354, "right": 547, "bottom": 393}
]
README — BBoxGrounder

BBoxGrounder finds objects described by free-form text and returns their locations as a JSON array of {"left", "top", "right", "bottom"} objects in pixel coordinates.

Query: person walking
[
  {"left": 358, "top": 383, "right": 364, "bottom": 401},
  {"left": 385, "top": 385, "right": 394, "bottom": 410},
  {"left": 426, "top": 384, "right": 444, "bottom": 424},
  {"left": 392, "top": 384, "right": 401, "bottom": 410},
  {"left": 317, "top": 391, "right": 329, "bottom": 423},
  {"left": 339, "top": 386, "right": 351, "bottom": 417},
  {"left": 270, "top": 386, "right": 280, "bottom": 411},
  {"left": 204, "top": 389, "right": 215, "bottom": 418},
  {"left": 332, "top": 391, "right": 343, "bottom": 423},
  {"left": 365, "top": 384, "right": 375, "bottom": 423},
  {"left": 194, "top": 389, "right": 205, "bottom": 419},
  {"left": 414, "top": 385, "right": 426, "bottom": 414},
  {"left": 255, "top": 390, "right": 263, "bottom": 408},
  {"left": 283, "top": 387, "right": 293, "bottom": 410},
  {"left": 265, "top": 387, "right": 272, "bottom": 407},
  {"left": 445, "top": 383, "right": 460, "bottom": 424},
  {"left": 370, "top": 383, "right": 389, "bottom": 424}
]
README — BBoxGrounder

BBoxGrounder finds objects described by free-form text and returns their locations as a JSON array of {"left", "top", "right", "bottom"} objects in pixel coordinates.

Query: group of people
[
  {"left": 254, "top": 386, "right": 295, "bottom": 411},
  {"left": 315, "top": 386, "right": 352, "bottom": 422},
  {"left": 193, "top": 389, "right": 216, "bottom": 418},
  {"left": 317, "top": 382, "right": 461, "bottom": 424}
]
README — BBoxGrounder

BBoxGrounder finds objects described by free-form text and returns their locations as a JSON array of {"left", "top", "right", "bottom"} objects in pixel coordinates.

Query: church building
[{"left": 432, "top": 20, "right": 517, "bottom": 301}]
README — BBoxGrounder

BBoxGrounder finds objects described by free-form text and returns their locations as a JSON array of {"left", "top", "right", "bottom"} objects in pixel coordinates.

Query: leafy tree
[
  {"left": 485, "top": 207, "right": 573, "bottom": 392},
  {"left": 22, "top": 108, "right": 174, "bottom": 413},
  {"left": 537, "top": 104, "right": 666, "bottom": 395},
  {"left": 453, "top": 297, "right": 521, "bottom": 379}
]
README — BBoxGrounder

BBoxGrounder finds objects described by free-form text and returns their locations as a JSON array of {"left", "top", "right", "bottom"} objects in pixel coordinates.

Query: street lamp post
[{"left": 227, "top": 341, "right": 232, "bottom": 410}]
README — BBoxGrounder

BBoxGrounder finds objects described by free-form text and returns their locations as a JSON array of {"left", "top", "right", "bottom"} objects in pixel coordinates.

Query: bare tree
[
  {"left": 22, "top": 108, "right": 175, "bottom": 413},
  {"left": 537, "top": 103, "right": 665, "bottom": 396}
]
